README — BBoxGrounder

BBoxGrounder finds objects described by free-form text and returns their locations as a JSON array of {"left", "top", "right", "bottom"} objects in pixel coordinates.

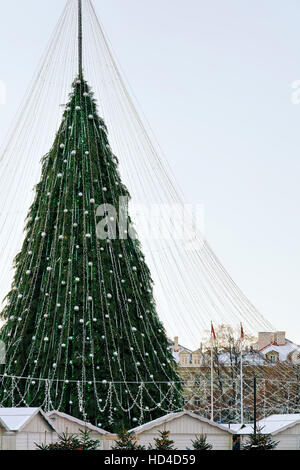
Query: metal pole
[
  {"left": 253, "top": 376, "right": 257, "bottom": 436},
  {"left": 240, "top": 347, "right": 244, "bottom": 424},
  {"left": 210, "top": 343, "right": 214, "bottom": 421},
  {"left": 78, "top": 0, "right": 83, "bottom": 77}
]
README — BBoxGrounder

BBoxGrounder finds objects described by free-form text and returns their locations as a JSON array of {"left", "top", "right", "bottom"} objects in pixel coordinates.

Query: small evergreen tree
[
  {"left": 243, "top": 428, "right": 278, "bottom": 450},
  {"left": 191, "top": 434, "right": 213, "bottom": 450},
  {"left": 112, "top": 429, "right": 145, "bottom": 450},
  {"left": 36, "top": 429, "right": 100, "bottom": 450},
  {"left": 153, "top": 430, "right": 176, "bottom": 450}
]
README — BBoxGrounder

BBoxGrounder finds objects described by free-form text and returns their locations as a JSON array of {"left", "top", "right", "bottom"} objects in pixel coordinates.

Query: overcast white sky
[{"left": 0, "top": 0, "right": 299, "bottom": 343}]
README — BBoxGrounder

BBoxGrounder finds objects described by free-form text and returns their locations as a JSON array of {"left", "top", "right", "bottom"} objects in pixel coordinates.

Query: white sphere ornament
[
  {"left": 18, "top": 294, "right": 23, "bottom": 299},
  {"left": 88, "top": 296, "right": 93, "bottom": 302},
  {"left": 58, "top": 235, "right": 63, "bottom": 240},
  {"left": 113, "top": 351, "right": 118, "bottom": 356},
  {"left": 28, "top": 251, "right": 32, "bottom": 255},
  {"left": 26, "top": 270, "right": 31, "bottom": 275},
  {"left": 47, "top": 267, "right": 52, "bottom": 271},
  {"left": 74, "top": 306, "right": 79, "bottom": 311},
  {"left": 88, "top": 114, "right": 94, "bottom": 120},
  {"left": 71, "top": 150, "right": 76, "bottom": 155},
  {"left": 53, "top": 363, "right": 57, "bottom": 368},
  {"left": 60, "top": 143, "right": 65, "bottom": 149},
  {"left": 75, "top": 277, "right": 80, "bottom": 283},
  {"left": 61, "top": 281, "right": 66, "bottom": 285},
  {"left": 132, "top": 266, "right": 137, "bottom": 271},
  {"left": 75, "top": 105, "right": 81, "bottom": 110},
  {"left": 57, "top": 173, "right": 63, "bottom": 178},
  {"left": 61, "top": 343, "right": 66, "bottom": 348},
  {"left": 80, "top": 319, "right": 84, "bottom": 324},
  {"left": 73, "top": 223, "right": 78, "bottom": 227},
  {"left": 103, "top": 187, "right": 107, "bottom": 192},
  {"left": 44, "top": 337, "right": 49, "bottom": 342},
  {"left": 41, "top": 232, "right": 46, "bottom": 238},
  {"left": 107, "top": 293, "right": 112, "bottom": 299},
  {"left": 86, "top": 233, "right": 91, "bottom": 238},
  {"left": 85, "top": 151, "right": 89, "bottom": 155},
  {"left": 78, "top": 192, "right": 83, "bottom": 197},
  {"left": 83, "top": 92, "right": 89, "bottom": 97},
  {"left": 90, "top": 198, "right": 95, "bottom": 204}
]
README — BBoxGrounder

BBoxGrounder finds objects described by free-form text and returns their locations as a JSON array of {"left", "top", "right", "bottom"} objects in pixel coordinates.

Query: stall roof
[{"left": 0, "top": 407, "right": 56, "bottom": 432}]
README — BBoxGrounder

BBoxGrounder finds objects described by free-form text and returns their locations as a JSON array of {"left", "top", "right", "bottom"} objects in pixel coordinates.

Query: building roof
[
  {"left": 130, "top": 410, "right": 235, "bottom": 435},
  {"left": 46, "top": 410, "right": 109, "bottom": 435},
  {"left": 0, "top": 407, "right": 56, "bottom": 432},
  {"left": 259, "top": 340, "right": 300, "bottom": 362},
  {"left": 224, "top": 414, "right": 300, "bottom": 436},
  {"left": 218, "top": 351, "right": 266, "bottom": 366}
]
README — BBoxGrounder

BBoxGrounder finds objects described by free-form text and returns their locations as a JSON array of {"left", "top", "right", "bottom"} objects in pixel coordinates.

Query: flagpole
[
  {"left": 210, "top": 322, "right": 214, "bottom": 421},
  {"left": 211, "top": 343, "right": 214, "bottom": 421},
  {"left": 240, "top": 323, "right": 244, "bottom": 425},
  {"left": 240, "top": 346, "right": 243, "bottom": 424}
]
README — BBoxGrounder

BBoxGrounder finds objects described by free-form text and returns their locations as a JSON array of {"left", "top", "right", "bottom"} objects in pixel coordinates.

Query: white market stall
[
  {"left": 0, "top": 408, "right": 56, "bottom": 450},
  {"left": 130, "top": 411, "right": 234, "bottom": 450}
]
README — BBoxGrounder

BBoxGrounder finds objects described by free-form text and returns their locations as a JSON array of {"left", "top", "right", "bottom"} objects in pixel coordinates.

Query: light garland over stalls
[{"left": 1, "top": 373, "right": 299, "bottom": 426}]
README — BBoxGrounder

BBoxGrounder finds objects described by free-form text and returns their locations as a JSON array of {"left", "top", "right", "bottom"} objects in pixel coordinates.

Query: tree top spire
[{"left": 78, "top": 0, "right": 83, "bottom": 77}]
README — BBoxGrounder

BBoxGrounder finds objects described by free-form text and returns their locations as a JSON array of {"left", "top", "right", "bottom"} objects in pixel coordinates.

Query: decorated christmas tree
[{"left": 0, "top": 2, "right": 182, "bottom": 431}]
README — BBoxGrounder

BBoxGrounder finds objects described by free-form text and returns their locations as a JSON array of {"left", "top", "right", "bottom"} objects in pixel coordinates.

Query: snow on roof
[
  {"left": 130, "top": 410, "right": 235, "bottom": 435},
  {"left": 0, "top": 408, "right": 56, "bottom": 432},
  {"left": 46, "top": 410, "right": 109, "bottom": 435},
  {"left": 218, "top": 351, "right": 266, "bottom": 366},
  {"left": 223, "top": 414, "right": 300, "bottom": 436},
  {"left": 260, "top": 340, "right": 300, "bottom": 361}
]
